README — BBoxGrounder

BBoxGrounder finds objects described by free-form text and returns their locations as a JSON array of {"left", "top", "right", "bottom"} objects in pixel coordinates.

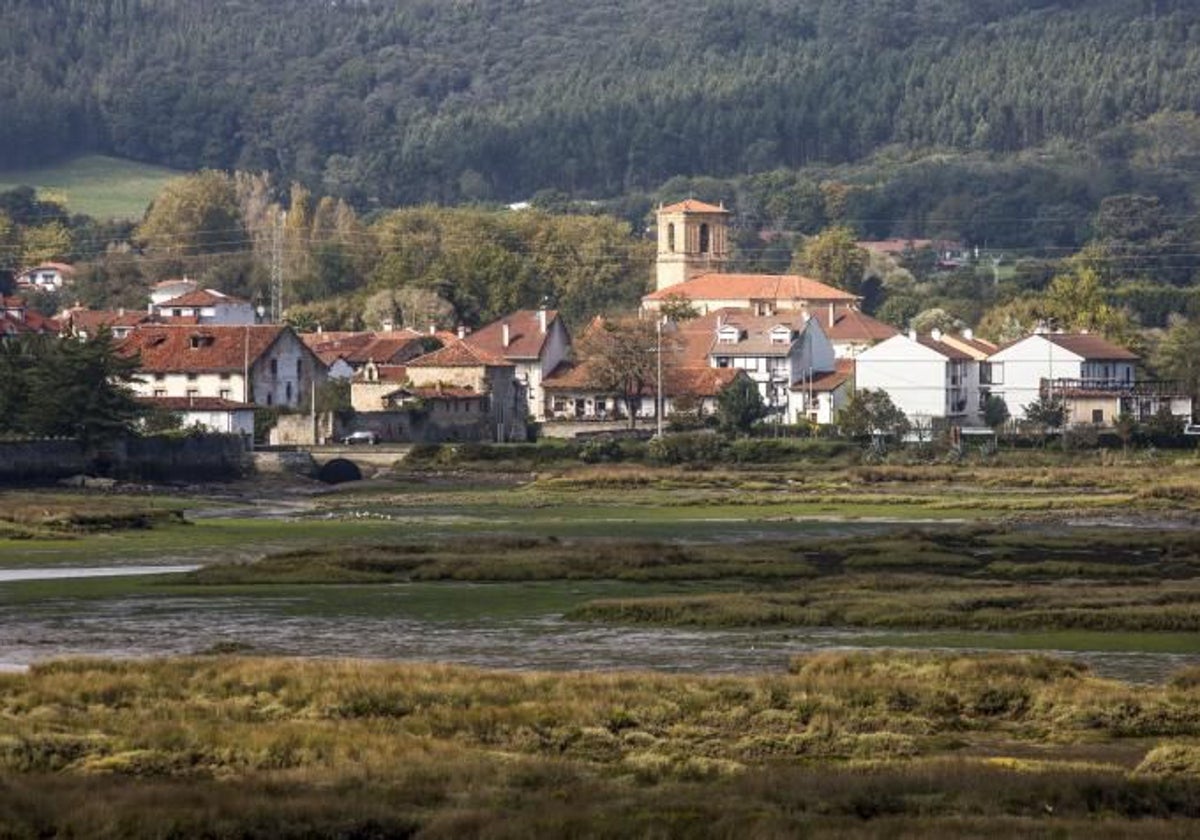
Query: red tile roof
[
  {"left": 17, "top": 262, "right": 75, "bottom": 278},
  {"left": 643, "top": 273, "right": 858, "bottom": 303},
  {"left": 63, "top": 307, "right": 156, "bottom": 335},
  {"left": 915, "top": 335, "right": 974, "bottom": 360},
  {"left": 794, "top": 359, "right": 854, "bottom": 393},
  {"left": 0, "top": 297, "right": 60, "bottom": 335},
  {"left": 354, "top": 364, "right": 408, "bottom": 383},
  {"left": 118, "top": 325, "right": 295, "bottom": 373},
  {"left": 406, "top": 340, "right": 511, "bottom": 368},
  {"left": 155, "top": 289, "right": 248, "bottom": 308},
  {"left": 140, "top": 396, "right": 254, "bottom": 411},
  {"left": 543, "top": 361, "right": 742, "bottom": 398},
  {"left": 822, "top": 307, "right": 898, "bottom": 343},
  {"left": 660, "top": 199, "right": 730, "bottom": 214},
  {"left": 1045, "top": 333, "right": 1138, "bottom": 361},
  {"left": 463, "top": 309, "right": 560, "bottom": 361}
]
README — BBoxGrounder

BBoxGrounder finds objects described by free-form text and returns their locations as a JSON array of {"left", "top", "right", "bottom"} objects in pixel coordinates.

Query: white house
[
  {"left": 16, "top": 262, "right": 74, "bottom": 291},
  {"left": 461, "top": 308, "right": 570, "bottom": 421},
  {"left": 855, "top": 330, "right": 980, "bottom": 426},
  {"left": 987, "top": 332, "right": 1190, "bottom": 425},
  {"left": 792, "top": 359, "right": 855, "bottom": 426},
  {"left": 141, "top": 396, "right": 256, "bottom": 436},
  {"left": 150, "top": 288, "right": 258, "bottom": 325},
  {"left": 119, "top": 324, "right": 327, "bottom": 409},
  {"left": 704, "top": 310, "right": 836, "bottom": 422}
]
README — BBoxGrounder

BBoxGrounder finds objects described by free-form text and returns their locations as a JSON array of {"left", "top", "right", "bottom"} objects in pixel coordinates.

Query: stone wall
[{"left": 0, "top": 435, "right": 250, "bottom": 485}]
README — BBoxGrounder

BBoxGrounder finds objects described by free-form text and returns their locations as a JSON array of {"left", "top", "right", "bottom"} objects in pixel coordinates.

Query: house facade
[
  {"left": 16, "top": 262, "right": 74, "bottom": 292},
  {"left": 150, "top": 289, "right": 257, "bottom": 325},
  {"left": 404, "top": 341, "right": 525, "bottom": 441},
  {"left": 703, "top": 310, "right": 836, "bottom": 422},
  {"left": 1, "top": 296, "right": 59, "bottom": 337},
  {"left": 542, "top": 363, "right": 747, "bottom": 422},
  {"left": 119, "top": 324, "right": 327, "bottom": 409},
  {"left": 987, "top": 333, "right": 1191, "bottom": 425},
  {"left": 141, "top": 396, "right": 256, "bottom": 436},
  {"left": 461, "top": 308, "right": 571, "bottom": 421},
  {"left": 855, "top": 330, "right": 980, "bottom": 426}
]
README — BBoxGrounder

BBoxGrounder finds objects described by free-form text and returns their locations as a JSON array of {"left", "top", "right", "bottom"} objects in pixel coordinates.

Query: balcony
[{"left": 1040, "top": 378, "right": 1188, "bottom": 398}]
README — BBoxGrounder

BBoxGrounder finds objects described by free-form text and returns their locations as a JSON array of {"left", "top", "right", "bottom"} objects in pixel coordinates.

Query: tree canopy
[{"left": 5, "top": 1, "right": 1200, "bottom": 211}]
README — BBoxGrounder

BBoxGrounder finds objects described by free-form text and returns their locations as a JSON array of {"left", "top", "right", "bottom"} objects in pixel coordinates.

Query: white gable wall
[
  {"left": 986, "top": 336, "right": 1085, "bottom": 417},
  {"left": 856, "top": 335, "right": 971, "bottom": 424}
]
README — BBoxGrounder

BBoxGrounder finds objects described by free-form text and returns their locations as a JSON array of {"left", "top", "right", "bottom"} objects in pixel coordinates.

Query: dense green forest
[{"left": 4, "top": 0, "right": 1200, "bottom": 246}]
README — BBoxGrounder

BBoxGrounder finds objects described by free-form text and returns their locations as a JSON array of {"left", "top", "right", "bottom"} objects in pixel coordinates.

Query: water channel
[{"left": 1, "top": 566, "right": 1196, "bottom": 684}]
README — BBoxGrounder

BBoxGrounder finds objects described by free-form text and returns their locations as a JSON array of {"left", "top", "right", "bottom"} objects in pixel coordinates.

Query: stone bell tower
[{"left": 655, "top": 199, "right": 731, "bottom": 292}]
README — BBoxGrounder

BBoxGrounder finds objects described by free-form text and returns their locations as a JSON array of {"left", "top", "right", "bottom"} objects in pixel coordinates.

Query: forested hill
[{"left": 4, "top": 0, "right": 1200, "bottom": 205}]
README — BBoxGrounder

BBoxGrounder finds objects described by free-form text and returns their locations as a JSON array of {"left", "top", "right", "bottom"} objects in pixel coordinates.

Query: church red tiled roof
[{"left": 643, "top": 273, "right": 858, "bottom": 304}]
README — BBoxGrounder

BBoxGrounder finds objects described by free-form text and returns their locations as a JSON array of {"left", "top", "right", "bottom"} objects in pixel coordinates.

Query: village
[{"left": 2, "top": 200, "right": 1193, "bottom": 453}]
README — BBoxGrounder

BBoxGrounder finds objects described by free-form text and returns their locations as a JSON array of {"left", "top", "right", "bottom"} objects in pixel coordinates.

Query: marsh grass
[
  {"left": 0, "top": 491, "right": 188, "bottom": 535},
  {"left": 2, "top": 654, "right": 1200, "bottom": 836}
]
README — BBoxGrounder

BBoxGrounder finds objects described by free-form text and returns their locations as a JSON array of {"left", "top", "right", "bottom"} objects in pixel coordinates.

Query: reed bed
[{"left": 2, "top": 653, "right": 1200, "bottom": 837}]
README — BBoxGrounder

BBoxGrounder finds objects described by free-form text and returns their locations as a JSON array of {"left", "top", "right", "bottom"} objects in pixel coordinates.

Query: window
[
  {"left": 553, "top": 396, "right": 567, "bottom": 413},
  {"left": 154, "top": 373, "right": 166, "bottom": 382},
  {"left": 699, "top": 223, "right": 710, "bottom": 253},
  {"left": 153, "top": 388, "right": 166, "bottom": 398},
  {"left": 186, "top": 373, "right": 198, "bottom": 381},
  {"left": 266, "top": 393, "right": 273, "bottom": 406},
  {"left": 285, "top": 382, "right": 293, "bottom": 402},
  {"left": 296, "top": 359, "right": 303, "bottom": 377},
  {"left": 186, "top": 388, "right": 199, "bottom": 399},
  {"left": 219, "top": 389, "right": 231, "bottom": 400},
  {"left": 219, "top": 372, "right": 231, "bottom": 381},
  {"left": 270, "top": 359, "right": 278, "bottom": 376},
  {"left": 667, "top": 223, "right": 675, "bottom": 253},
  {"left": 1092, "top": 409, "right": 1104, "bottom": 424}
]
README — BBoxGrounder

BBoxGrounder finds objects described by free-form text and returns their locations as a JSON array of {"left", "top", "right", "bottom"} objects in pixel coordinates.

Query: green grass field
[{"left": 0, "top": 154, "right": 180, "bottom": 220}]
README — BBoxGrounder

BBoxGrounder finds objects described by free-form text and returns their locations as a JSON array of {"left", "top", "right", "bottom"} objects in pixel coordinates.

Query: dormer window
[
  {"left": 769, "top": 326, "right": 792, "bottom": 345},
  {"left": 717, "top": 325, "right": 740, "bottom": 345},
  {"left": 189, "top": 334, "right": 215, "bottom": 349}
]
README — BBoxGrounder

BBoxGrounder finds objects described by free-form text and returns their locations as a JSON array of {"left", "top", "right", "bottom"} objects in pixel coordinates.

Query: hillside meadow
[{"left": 0, "top": 155, "right": 180, "bottom": 220}]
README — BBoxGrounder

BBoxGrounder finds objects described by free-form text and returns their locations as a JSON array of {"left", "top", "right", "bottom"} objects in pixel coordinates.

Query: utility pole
[
  {"left": 270, "top": 210, "right": 286, "bottom": 324},
  {"left": 655, "top": 316, "right": 664, "bottom": 438}
]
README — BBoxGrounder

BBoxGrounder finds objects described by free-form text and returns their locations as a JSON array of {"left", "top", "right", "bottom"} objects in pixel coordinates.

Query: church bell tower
[{"left": 655, "top": 199, "right": 731, "bottom": 292}]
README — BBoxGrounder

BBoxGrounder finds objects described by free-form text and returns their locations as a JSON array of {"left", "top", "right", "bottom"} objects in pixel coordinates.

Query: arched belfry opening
[{"left": 654, "top": 199, "right": 730, "bottom": 292}]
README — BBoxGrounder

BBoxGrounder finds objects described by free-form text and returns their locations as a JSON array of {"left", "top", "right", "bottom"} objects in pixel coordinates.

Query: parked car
[{"left": 342, "top": 430, "right": 378, "bottom": 445}]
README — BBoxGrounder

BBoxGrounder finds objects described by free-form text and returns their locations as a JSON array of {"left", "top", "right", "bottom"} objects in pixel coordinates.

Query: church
[{"left": 641, "top": 200, "right": 896, "bottom": 360}]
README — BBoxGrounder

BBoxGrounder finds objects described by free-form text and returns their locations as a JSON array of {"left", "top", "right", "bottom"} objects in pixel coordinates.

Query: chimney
[
  {"left": 931, "top": 328, "right": 943, "bottom": 342},
  {"left": 118, "top": 308, "right": 125, "bottom": 317},
  {"left": 457, "top": 325, "right": 467, "bottom": 340},
  {"left": 962, "top": 328, "right": 974, "bottom": 341},
  {"left": 908, "top": 329, "right": 917, "bottom": 341},
  {"left": 538, "top": 308, "right": 547, "bottom": 334},
  {"left": 828, "top": 303, "right": 835, "bottom": 328},
  {"left": 502, "top": 323, "right": 511, "bottom": 348},
  {"left": 428, "top": 323, "right": 436, "bottom": 335},
  {"left": 381, "top": 318, "right": 394, "bottom": 333}
]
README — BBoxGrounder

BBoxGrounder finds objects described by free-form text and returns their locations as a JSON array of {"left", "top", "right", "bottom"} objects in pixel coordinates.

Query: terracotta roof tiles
[
  {"left": 643, "top": 273, "right": 858, "bottom": 303},
  {"left": 118, "top": 325, "right": 294, "bottom": 373},
  {"left": 659, "top": 199, "right": 730, "bottom": 214},
  {"left": 463, "top": 309, "right": 560, "bottom": 360},
  {"left": 406, "top": 340, "right": 512, "bottom": 368}
]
